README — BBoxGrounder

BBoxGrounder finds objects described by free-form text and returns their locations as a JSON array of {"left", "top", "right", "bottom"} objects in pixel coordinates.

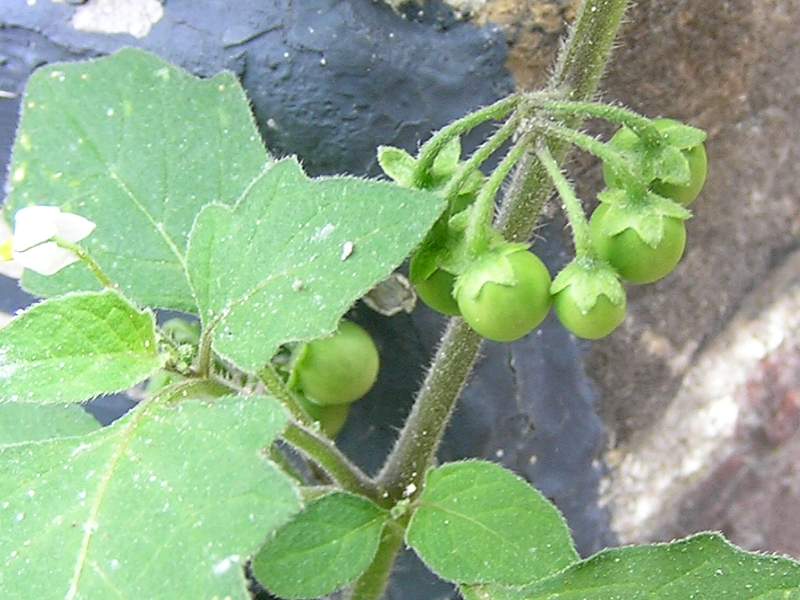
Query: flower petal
[
  {"left": 56, "top": 211, "right": 96, "bottom": 243},
  {"left": 14, "top": 243, "right": 79, "bottom": 276},
  {"left": 13, "top": 206, "right": 61, "bottom": 252}
]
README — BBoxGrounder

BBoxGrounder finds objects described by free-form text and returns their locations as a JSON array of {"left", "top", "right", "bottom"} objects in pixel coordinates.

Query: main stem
[
  {"left": 498, "top": 0, "right": 632, "bottom": 241},
  {"left": 377, "top": 318, "right": 482, "bottom": 499},
  {"left": 360, "top": 1, "right": 631, "bottom": 596}
]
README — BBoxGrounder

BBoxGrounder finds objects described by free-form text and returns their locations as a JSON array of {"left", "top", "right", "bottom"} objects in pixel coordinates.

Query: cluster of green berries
[
  {"left": 150, "top": 318, "right": 379, "bottom": 439},
  {"left": 407, "top": 117, "right": 708, "bottom": 343}
]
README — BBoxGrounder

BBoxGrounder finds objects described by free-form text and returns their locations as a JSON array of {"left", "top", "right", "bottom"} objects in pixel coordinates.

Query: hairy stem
[
  {"left": 466, "top": 133, "right": 533, "bottom": 254},
  {"left": 529, "top": 119, "right": 644, "bottom": 194},
  {"left": 498, "top": 0, "right": 631, "bottom": 240},
  {"left": 53, "top": 237, "right": 114, "bottom": 288},
  {"left": 528, "top": 98, "right": 662, "bottom": 145},
  {"left": 258, "top": 365, "right": 383, "bottom": 502},
  {"left": 258, "top": 364, "right": 313, "bottom": 426},
  {"left": 536, "top": 144, "right": 593, "bottom": 257},
  {"left": 377, "top": 318, "right": 482, "bottom": 499},
  {"left": 360, "top": 1, "right": 631, "bottom": 595},
  {"left": 441, "top": 115, "right": 519, "bottom": 206},
  {"left": 282, "top": 423, "right": 385, "bottom": 505},
  {"left": 414, "top": 95, "right": 520, "bottom": 188}
]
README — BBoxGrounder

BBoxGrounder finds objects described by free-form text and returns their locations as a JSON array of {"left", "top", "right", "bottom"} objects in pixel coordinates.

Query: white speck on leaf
[
  {"left": 340, "top": 241, "right": 354, "bottom": 261},
  {"left": 212, "top": 554, "right": 240, "bottom": 576},
  {"left": 312, "top": 223, "right": 335, "bottom": 242}
]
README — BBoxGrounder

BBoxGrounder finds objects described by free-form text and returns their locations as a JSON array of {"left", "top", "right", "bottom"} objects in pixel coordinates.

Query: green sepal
[
  {"left": 610, "top": 120, "right": 706, "bottom": 187},
  {"left": 453, "top": 242, "right": 530, "bottom": 302},
  {"left": 657, "top": 120, "right": 707, "bottom": 149},
  {"left": 647, "top": 144, "right": 691, "bottom": 185},
  {"left": 431, "top": 137, "right": 462, "bottom": 181},
  {"left": 551, "top": 257, "right": 625, "bottom": 314},
  {"left": 596, "top": 188, "right": 691, "bottom": 247},
  {"left": 377, "top": 145, "right": 417, "bottom": 187}
]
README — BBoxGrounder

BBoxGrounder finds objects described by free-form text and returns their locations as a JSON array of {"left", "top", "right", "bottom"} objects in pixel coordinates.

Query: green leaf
[
  {"left": 406, "top": 461, "right": 578, "bottom": 586},
  {"left": 461, "top": 533, "right": 800, "bottom": 599},
  {"left": 187, "top": 157, "right": 444, "bottom": 373},
  {"left": 0, "top": 290, "right": 161, "bottom": 404},
  {"left": 253, "top": 492, "right": 389, "bottom": 599},
  {"left": 0, "top": 403, "right": 99, "bottom": 445},
  {"left": 0, "top": 384, "right": 301, "bottom": 599},
  {"left": 377, "top": 145, "right": 417, "bottom": 187},
  {"left": 5, "top": 48, "right": 269, "bottom": 311}
]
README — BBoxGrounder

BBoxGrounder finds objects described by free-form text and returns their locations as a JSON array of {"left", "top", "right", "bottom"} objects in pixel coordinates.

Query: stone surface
[
  {"left": 72, "top": 0, "right": 164, "bottom": 39},
  {"left": 603, "top": 249, "right": 800, "bottom": 549},
  {"left": 589, "top": 0, "right": 800, "bottom": 446}
]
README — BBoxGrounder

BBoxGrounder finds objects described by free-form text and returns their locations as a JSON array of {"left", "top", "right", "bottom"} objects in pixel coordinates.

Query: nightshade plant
[{"left": 1, "top": 1, "right": 799, "bottom": 599}]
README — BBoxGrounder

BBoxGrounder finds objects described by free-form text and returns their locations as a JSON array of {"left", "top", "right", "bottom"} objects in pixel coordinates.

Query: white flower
[
  {"left": 0, "top": 213, "right": 22, "bottom": 279},
  {"left": 0, "top": 205, "right": 96, "bottom": 277}
]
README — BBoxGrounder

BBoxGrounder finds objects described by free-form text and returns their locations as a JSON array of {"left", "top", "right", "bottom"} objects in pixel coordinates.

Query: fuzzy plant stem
[
  {"left": 536, "top": 144, "right": 593, "bottom": 257},
  {"left": 258, "top": 363, "right": 314, "bottom": 426},
  {"left": 528, "top": 98, "right": 662, "bottom": 145},
  {"left": 413, "top": 95, "right": 520, "bottom": 188},
  {"left": 466, "top": 133, "right": 534, "bottom": 255},
  {"left": 528, "top": 119, "right": 645, "bottom": 196},
  {"left": 498, "top": 0, "right": 632, "bottom": 241},
  {"left": 258, "top": 364, "right": 387, "bottom": 504},
  {"left": 283, "top": 422, "right": 386, "bottom": 506},
  {"left": 356, "top": 2, "right": 631, "bottom": 597},
  {"left": 53, "top": 237, "right": 114, "bottom": 288},
  {"left": 440, "top": 115, "right": 520, "bottom": 206}
]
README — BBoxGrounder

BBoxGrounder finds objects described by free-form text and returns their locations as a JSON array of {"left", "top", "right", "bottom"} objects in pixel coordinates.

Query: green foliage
[
  {"left": 0, "top": 403, "right": 99, "bottom": 444},
  {"left": 0, "top": 385, "right": 300, "bottom": 599},
  {"left": 5, "top": 48, "right": 268, "bottom": 311},
  {"left": 0, "top": 290, "right": 160, "bottom": 404},
  {"left": 253, "top": 492, "right": 389, "bottom": 598},
  {"left": 187, "top": 157, "right": 443, "bottom": 373},
  {"left": 550, "top": 257, "right": 626, "bottom": 313},
  {"left": 406, "top": 461, "right": 578, "bottom": 585},
  {"left": 0, "top": 36, "right": 793, "bottom": 600},
  {"left": 462, "top": 534, "right": 800, "bottom": 600}
]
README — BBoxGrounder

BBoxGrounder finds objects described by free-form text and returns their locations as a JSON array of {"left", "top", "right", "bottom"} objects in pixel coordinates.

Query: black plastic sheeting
[{"left": 0, "top": 1, "right": 614, "bottom": 597}]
